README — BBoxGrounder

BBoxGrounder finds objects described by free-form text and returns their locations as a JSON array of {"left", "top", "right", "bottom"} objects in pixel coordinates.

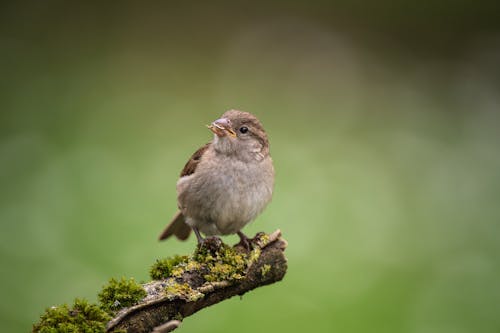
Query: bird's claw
[
  {"left": 197, "top": 236, "right": 223, "bottom": 254},
  {"left": 236, "top": 231, "right": 254, "bottom": 252}
]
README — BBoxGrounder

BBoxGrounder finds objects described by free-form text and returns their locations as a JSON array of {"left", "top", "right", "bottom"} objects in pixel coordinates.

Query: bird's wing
[
  {"left": 180, "top": 142, "right": 211, "bottom": 177},
  {"left": 159, "top": 143, "right": 212, "bottom": 242}
]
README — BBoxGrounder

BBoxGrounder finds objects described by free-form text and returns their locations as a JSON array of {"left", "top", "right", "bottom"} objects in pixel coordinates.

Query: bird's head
[{"left": 208, "top": 110, "right": 270, "bottom": 161}]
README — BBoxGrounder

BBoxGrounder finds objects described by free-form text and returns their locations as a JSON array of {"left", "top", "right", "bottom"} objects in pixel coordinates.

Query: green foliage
[
  {"left": 149, "top": 255, "right": 189, "bottom": 280},
  {"left": 32, "top": 298, "right": 110, "bottom": 333},
  {"left": 98, "top": 277, "right": 147, "bottom": 313}
]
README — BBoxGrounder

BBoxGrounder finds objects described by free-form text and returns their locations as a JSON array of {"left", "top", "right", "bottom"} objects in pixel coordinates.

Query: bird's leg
[
  {"left": 192, "top": 227, "right": 205, "bottom": 244},
  {"left": 237, "top": 231, "right": 252, "bottom": 251},
  {"left": 193, "top": 228, "right": 223, "bottom": 254}
]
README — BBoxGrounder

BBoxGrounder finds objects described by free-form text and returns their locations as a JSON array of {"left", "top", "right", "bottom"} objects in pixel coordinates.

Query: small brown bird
[{"left": 158, "top": 110, "right": 275, "bottom": 247}]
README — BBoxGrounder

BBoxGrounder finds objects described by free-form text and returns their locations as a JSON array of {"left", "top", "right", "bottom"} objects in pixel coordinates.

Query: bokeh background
[{"left": 2, "top": 1, "right": 500, "bottom": 332}]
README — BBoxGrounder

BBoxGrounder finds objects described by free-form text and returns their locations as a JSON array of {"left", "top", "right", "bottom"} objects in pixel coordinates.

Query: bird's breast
[{"left": 177, "top": 154, "right": 274, "bottom": 235}]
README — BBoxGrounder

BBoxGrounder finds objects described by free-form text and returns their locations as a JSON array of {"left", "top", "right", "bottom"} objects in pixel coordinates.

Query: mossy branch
[
  {"left": 33, "top": 230, "right": 287, "bottom": 333},
  {"left": 106, "top": 230, "right": 288, "bottom": 333}
]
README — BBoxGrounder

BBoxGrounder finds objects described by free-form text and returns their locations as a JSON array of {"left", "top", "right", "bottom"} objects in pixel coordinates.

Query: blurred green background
[{"left": 2, "top": 1, "right": 500, "bottom": 332}]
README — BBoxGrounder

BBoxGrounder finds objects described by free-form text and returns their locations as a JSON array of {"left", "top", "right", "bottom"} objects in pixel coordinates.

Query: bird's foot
[
  {"left": 192, "top": 227, "right": 223, "bottom": 255},
  {"left": 236, "top": 231, "right": 253, "bottom": 252},
  {"left": 196, "top": 236, "right": 223, "bottom": 255}
]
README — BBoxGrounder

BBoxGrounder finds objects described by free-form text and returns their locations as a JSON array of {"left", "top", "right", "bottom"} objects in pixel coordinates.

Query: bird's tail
[{"left": 158, "top": 211, "right": 192, "bottom": 241}]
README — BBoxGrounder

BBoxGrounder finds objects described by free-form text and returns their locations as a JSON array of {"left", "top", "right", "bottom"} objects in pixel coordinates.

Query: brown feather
[
  {"left": 158, "top": 211, "right": 191, "bottom": 241},
  {"left": 159, "top": 143, "right": 211, "bottom": 241},
  {"left": 180, "top": 143, "right": 211, "bottom": 177}
]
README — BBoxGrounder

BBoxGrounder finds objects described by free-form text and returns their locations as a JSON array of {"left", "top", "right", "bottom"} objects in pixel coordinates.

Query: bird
[{"left": 158, "top": 109, "right": 275, "bottom": 248}]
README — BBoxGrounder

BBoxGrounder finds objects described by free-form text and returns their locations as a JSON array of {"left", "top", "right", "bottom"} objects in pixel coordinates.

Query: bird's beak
[{"left": 207, "top": 118, "right": 237, "bottom": 138}]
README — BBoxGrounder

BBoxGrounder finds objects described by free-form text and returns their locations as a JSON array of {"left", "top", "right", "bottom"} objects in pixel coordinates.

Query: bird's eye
[{"left": 239, "top": 126, "right": 249, "bottom": 134}]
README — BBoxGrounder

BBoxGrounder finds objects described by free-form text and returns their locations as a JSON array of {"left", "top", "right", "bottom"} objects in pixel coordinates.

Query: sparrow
[{"left": 158, "top": 110, "right": 275, "bottom": 247}]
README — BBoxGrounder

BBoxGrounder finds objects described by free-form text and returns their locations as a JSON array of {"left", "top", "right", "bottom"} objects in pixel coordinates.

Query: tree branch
[{"left": 106, "top": 230, "right": 288, "bottom": 333}]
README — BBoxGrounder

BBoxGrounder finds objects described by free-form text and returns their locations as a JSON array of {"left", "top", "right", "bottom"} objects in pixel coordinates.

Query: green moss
[
  {"left": 33, "top": 279, "right": 145, "bottom": 331},
  {"left": 247, "top": 247, "right": 262, "bottom": 265},
  {"left": 98, "top": 277, "right": 147, "bottom": 313},
  {"left": 171, "top": 259, "right": 202, "bottom": 278},
  {"left": 150, "top": 255, "right": 189, "bottom": 280},
  {"left": 194, "top": 242, "right": 248, "bottom": 282},
  {"left": 157, "top": 239, "right": 262, "bottom": 301},
  {"left": 164, "top": 281, "right": 204, "bottom": 302},
  {"left": 34, "top": 234, "right": 270, "bottom": 331},
  {"left": 32, "top": 298, "right": 110, "bottom": 333},
  {"left": 260, "top": 264, "right": 271, "bottom": 278},
  {"left": 172, "top": 312, "right": 184, "bottom": 321},
  {"left": 255, "top": 233, "right": 270, "bottom": 247}
]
